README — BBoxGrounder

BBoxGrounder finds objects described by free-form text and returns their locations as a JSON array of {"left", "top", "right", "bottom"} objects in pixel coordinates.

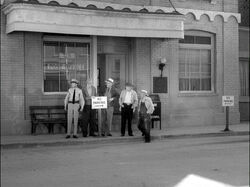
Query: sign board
[
  {"left": 222, "top": 96, "right": 234, "bottom": 106},
  {"left": 153, "top": 77, "right": 168, "bottom": 93},
  {"left": 92, "top": 96, "right": 107, "bottom": 109}
]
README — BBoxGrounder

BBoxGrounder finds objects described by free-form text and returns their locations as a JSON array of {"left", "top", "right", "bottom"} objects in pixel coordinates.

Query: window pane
[
  {"left": 179, "top": 42, "right": 212, "bottom": 91},
  {"left": 179, "top": 35, "right": 211, "bottom": 45},
  {"left": 240, "top": 60, "right": 249, "bottom": 96},
  {"left": 43, "top": 41, "right": 90, "bottom": 92},
  {"left": 195, "top": 36, "right": 211, "bottom": 44}
]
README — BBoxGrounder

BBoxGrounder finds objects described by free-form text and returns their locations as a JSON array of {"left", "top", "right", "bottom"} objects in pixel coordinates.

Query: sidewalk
[{"left": 1, "top": 122, "right": 249, "bottom": 149}]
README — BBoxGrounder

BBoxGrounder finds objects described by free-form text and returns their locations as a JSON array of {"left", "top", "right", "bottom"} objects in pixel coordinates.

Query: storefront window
[
  {"left": 43, "top": 41, "right": 90, "bottom": 92},
  {"left": 179, "top": 32, "right": 214, "bottom": 92}
]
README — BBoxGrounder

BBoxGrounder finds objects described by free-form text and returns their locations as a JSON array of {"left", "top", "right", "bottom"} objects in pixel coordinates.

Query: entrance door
[{"left": 105, "top": 54, "right": 126, "bottom": 91}]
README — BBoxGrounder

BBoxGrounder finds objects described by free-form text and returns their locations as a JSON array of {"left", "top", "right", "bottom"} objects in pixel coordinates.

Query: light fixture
[{"left": 158, "top": 58, "right": 167, "bottom": 77}]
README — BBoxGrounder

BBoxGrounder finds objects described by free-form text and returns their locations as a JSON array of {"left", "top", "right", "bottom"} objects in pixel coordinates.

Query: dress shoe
[
  {"left": 129, "top": 134, "right": 134, "bottom": 136},
  {"left": 73, "top": 135, "right": 78, "bottom": 139},
  {"left": 65, "top": 135, "right": 70, "bottom": 139},
  {"left": 121, "top": 134, "right": 125, "bottom": 137},
  {"left": 82, "top": 134, "right": 87, "bottom": 137},
  {"left": 90, "top": 133, "right": 97, "bottom": 137},
  {"left": 101, "top": 134, "right": 105, "bottom": 137},
  {"left": 107, "top": 133, "right": 112, "bottom": 136}
]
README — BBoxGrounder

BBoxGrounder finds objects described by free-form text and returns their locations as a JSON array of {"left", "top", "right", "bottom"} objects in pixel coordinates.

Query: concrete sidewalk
[{"left": 1, "top": 122, "right": 249, "bottom": 149}]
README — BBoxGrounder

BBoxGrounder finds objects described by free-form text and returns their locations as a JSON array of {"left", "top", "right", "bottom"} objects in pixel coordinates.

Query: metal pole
[
  {"left": 98, "top": 109, "right": 102, "bottom": 136},
  {"left": 223, "top": 106, "right": 230, "bottom": 131}
]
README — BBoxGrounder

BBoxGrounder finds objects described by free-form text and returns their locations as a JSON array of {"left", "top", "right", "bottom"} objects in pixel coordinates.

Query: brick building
[{"left": 1, "top": 0, "right": 241, "bottom": 135}]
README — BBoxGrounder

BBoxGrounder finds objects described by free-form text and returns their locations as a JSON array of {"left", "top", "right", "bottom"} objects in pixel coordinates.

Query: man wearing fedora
[
  {"left": 81, "top": 79, "right": 98, "bottom": 137},
  {"left": 64, "top": 79, "right": 84, "bottom": 139},
  {"left": 137, "top": 90, "right": 154, "bottom": 143},
  {"left": 101, "top": 78, "right": 119, "bottom": 136},
  {"left": 119, "top": 82, "right": 138, "bottom": 136}
]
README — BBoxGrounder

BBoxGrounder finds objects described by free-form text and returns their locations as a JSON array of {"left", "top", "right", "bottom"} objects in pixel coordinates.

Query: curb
[{"left": 1, "top": 131, "right": 249, "bottom": 149}]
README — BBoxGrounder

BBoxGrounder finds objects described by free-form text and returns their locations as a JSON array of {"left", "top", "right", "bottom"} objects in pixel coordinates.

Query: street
[{"left": 1, "top": 135, "right": 249, "bottom": 187}]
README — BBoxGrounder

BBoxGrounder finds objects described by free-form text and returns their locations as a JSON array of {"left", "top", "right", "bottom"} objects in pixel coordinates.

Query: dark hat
[{"left": 125, "top": 82, "right": 133, "bottom": 87}]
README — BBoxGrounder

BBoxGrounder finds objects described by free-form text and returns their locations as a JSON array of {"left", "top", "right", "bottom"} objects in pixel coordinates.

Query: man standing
[
  {"left": 137, "top": 90, "right": 154, "bottom": 143},
  {"left": 119, "top": 83, "right": 138, "bottom": 136},
  {"left": 101, "top": 78, "right": 119, "bottom": 136},
  {"left": 64, "top": 79, "right": 84, "bottom": 139},
  {"left": 81, "top": 79, "right": 98, "bottom": 137}
]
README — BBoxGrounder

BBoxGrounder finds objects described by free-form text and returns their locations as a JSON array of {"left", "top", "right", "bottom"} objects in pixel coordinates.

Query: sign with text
[
  {"left": 92, "top": 96, "right": 107, "bottom": 109},
  {"left": 222, "top": 96, "right": 234, "bottom": 106}
]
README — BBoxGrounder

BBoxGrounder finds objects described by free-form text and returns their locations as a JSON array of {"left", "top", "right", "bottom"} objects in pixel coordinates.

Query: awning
[{"left": 3, "top": 2, "right": 184, "bottom": 38}]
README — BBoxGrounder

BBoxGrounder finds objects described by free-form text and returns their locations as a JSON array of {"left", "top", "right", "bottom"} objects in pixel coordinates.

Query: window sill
[
  {"left": 178, "top": 92, "right": 217, "bottom": 97},
  {"left": 43, "top": 92, "right": 67, "bottom": 95}
]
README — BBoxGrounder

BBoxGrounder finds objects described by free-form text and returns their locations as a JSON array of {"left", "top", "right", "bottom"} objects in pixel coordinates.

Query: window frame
[
  {"left": 42, "top": 36, "right": 91, "bottom": 95},
  {"left": 178, "top": 31, "right": 215, "bottom": 94}
]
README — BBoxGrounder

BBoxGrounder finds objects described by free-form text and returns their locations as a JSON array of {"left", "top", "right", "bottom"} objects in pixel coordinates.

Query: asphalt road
[{"left": 1, "top": 135, "right": 249, "bottom": 187}]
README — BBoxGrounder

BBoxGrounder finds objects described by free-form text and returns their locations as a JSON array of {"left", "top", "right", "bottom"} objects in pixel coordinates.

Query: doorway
[{"left": 97, "top": 53, "right": 126, "bottom": 112}]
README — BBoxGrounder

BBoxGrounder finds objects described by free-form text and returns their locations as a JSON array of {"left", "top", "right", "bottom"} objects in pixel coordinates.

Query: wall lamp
[{"left": 158, "top": 58, "right": 167, "bottom": 77}]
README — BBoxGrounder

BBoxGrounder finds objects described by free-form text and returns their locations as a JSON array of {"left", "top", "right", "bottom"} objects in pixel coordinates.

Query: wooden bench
[{"left": 30, "top": 106, "right": 67, "bottom": 134}]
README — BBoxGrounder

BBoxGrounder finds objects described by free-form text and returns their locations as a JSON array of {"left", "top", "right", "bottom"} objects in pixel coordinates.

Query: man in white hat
[
  {"left": 137, "top": 89, "right": 154, "bottom": 143},
  {"left": 101, "top": 78, "right": 119, "bottom": 136},
  {"left": 64, "top": 79, "right": 84, "bottom": 139}
]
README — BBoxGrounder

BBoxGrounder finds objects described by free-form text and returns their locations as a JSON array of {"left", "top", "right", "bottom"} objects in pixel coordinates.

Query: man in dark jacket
[{"left": 81, "top": 79, "right": 98, "bottom": 137}]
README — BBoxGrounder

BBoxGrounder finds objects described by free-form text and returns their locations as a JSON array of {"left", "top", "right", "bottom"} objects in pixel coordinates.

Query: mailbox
[{"left": 149, "top": 94, "right": 161, "bottom": 129}]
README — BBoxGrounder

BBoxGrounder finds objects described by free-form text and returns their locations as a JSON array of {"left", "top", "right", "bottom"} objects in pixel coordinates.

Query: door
[
  {"left": 105, "top": 54, "right": 126, "bottom": 92},
  {"left": 105, "top": 54, "right": 126, "bottom": 113}
]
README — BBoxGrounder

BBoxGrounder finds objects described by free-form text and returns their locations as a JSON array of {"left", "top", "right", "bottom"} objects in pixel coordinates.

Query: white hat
[
  {"left": 105, "top": 78, "right": 114, "bottom": 84},
  {"left": 70, "top": 79, "right": 79, "bottom": 84},
  {"left": 141, "top": 90, "right": 148, "bottom": 95}
]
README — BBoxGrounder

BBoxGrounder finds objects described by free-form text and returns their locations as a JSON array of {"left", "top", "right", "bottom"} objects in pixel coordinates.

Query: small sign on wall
[
  {"left": 153, "top": 77, "right": 168, "bottom": 93},
  {"left": 222, "top": 96, "right": 234, "bottom": 106},
  {"left": 92, "top": 96, "right": 107, "bottom": 109}
]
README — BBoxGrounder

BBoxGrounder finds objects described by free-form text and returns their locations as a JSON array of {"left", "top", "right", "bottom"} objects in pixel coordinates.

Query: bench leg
[{"left": 31, "top": 123, "right": 37, "bottom": 135}]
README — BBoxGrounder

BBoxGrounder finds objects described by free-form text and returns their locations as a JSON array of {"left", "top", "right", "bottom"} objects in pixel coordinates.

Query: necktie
[{"left": 72, "top": 89, "right": 76, "bottom": 104}]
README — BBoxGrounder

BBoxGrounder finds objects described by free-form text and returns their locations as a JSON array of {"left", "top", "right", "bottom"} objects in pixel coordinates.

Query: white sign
[
  {"left": 92, "top": 96, "right": 107, "bottom": 109},
  {"left": 222, "top": 96, "right": 234, "bottom": 106}
]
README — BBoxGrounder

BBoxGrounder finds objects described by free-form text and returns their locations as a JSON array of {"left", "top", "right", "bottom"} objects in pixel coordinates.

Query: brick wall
[{"left": 1, "top": 10, "right": 27, "bottom": 135}]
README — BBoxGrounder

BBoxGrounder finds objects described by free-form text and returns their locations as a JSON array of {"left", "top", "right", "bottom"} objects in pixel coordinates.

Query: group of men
[{"left": 64, "top": 78, "right": 155, "bottom": 143}]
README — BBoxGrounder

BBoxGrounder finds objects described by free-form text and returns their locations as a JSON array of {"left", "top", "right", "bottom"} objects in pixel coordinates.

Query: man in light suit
[{"left": 101, "top": 78, "right": 119, "bottom": 137}]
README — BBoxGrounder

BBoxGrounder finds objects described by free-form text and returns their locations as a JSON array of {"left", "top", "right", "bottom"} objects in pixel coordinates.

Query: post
[
  {"left": 223, "top": 106, "right": 230, "bottom": 131},
  {"left": 98, "top": 109, "right": 102, "bottom": 136}
]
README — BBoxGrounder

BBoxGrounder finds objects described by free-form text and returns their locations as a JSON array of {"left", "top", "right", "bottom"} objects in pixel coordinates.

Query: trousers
[
  {"left": 121, "top": 103, "right": 133, "bottom": 135},
  {"left": 67, "top": 103, "right": 79, "bottom": 135},
  {"left": 138, "top": 113, "right": 151, "bottom": 142},
  {"left": 101, "top": 106, "right": 114, "bottom": 135},
  {"left": 81, "top": 105, "right": 96, "bottom": 136}
]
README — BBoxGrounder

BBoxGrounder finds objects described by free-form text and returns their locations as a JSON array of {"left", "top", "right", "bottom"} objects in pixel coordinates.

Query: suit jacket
[
  {"left": 103, "top": 86, "right": 119, "bottom": 107},
  {"left": 82, "top": 85, "right": 97, "bottom": 106}
]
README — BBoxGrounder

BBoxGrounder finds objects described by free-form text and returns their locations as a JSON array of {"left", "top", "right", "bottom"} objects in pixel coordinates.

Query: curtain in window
[
  {"left": 43, "top": 41, "right": 90, "bottom": 92},
  {"left": 179, "top": 48, "right": 211, "bottom": 91}
]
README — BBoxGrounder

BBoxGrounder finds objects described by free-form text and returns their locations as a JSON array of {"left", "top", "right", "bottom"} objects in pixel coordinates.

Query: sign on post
[
  {"left": 92, "top": 96, "right": 107, "bottom": 109},
  {"left": 222, "top": 96, "right": 234, "bottom": 131},
  {"left": 222, "top": 96, "right": 234, "bottom": 106}
]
